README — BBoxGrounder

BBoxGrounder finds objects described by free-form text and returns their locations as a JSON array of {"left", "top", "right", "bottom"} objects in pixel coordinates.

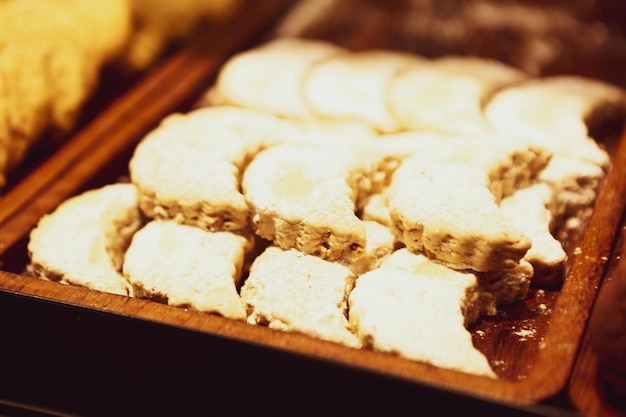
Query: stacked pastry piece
[{"left": 27, "top": 38, "right": 626, "bottom": 378}]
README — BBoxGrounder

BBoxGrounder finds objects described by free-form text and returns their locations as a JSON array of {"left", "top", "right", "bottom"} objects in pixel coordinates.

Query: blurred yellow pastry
[
  {"left": 0, "top": 0, "right": 132, "bottom": 186},
  {"left": 0, "top": 0, "right": 240, "bottom": 189}
]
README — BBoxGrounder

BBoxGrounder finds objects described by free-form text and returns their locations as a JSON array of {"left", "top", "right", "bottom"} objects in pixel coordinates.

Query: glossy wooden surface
[
  {"left": 569, "top": 219, "right": 626, "bottom": 417},
  {"left": 0, "top": 1, "right": 624, "bottom": 416}
]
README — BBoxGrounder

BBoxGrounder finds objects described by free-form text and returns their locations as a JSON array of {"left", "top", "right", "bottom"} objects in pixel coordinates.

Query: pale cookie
[
  {"left": 348, "top": 249, "right": 496, "bottom": 378},
  {"left": 211, "top": 37, "right": 347, "bottom": 119},
  {"left": 484, "top": 75, "right": 626, "bottom": 170},
  {"left": 123, "top": 220, "right": 252, "bottom": 320},
  {"left": 26, "top": 183, "right": 144, "bottom": 296},
  {"left": 388, "top": 160, "right": 531, "bottom": 272},
  {"left": 240, "top": 246, "right": 361, "bottom": 348},
  {"left": 500, "top": 183, "right": 567, "bottom": 286},
  {"left": 242, "top": 142, "right": 370, "bottom": 261},
  {"left": 129, "top": 106, "right": 296, "bottom": 232},
  {"left": 388, "top": 55, "right": 526, "bottom": 134},
  {"left": 303, "top": 49, "right": 424, "bottom": 133}
]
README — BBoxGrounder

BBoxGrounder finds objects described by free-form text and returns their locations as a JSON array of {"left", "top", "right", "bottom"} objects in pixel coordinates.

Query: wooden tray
[{"left": 0, "top": 1, "right": 624, "bottom": 416}]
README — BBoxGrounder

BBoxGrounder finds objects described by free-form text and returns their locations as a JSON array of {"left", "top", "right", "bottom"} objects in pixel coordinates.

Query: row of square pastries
[
  {"left": 208, "top": 37, "right": 622, "bottom": 171},
  {"left": 206, "top": 37, "right": 626, "bottom": 280}
]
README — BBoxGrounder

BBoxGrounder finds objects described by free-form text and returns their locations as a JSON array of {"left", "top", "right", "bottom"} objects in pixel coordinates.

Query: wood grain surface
[{"left": 569, "top": 215, "right": 626, "bottom": 417}]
